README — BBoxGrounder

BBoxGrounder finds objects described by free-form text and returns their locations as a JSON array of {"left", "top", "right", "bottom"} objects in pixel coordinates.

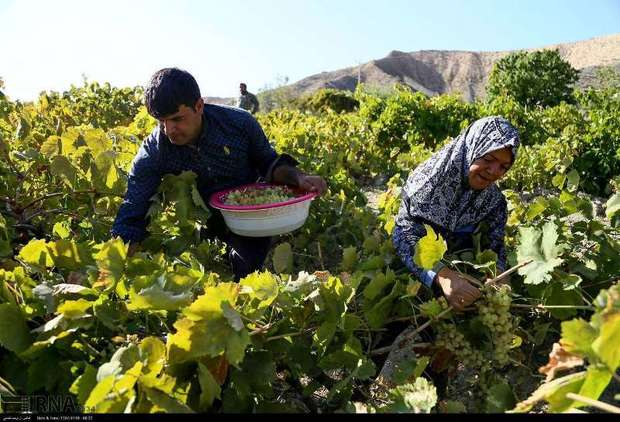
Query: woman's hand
[{"left": 435, "top": 268, "right": 481, "bottom": 311}]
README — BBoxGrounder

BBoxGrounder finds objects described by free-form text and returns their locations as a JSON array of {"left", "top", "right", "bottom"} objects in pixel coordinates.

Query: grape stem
[
  {"left": 510, "top": 304, "right": 595, "bottom": 310},
  {"left": 486, "top": 259, "right": 534, "bottom": 286},
  {"left": 368, "top": 307, "right": 453, "bottom": 356},
  {"left": 565, "top": 393, "right": 620, "bottom": 413},
  {"left": 370, "top": 342, "right": 431, "bottom": 356}
]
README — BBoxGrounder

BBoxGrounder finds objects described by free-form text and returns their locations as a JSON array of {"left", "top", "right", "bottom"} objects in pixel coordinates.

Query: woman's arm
[{"left": 486, "top": 199, "right": 509, "bottom": 273}]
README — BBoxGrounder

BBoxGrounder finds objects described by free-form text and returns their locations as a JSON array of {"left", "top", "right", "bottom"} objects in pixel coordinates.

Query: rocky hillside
[
  {"left": 290, "top": 33, "right": 620, "bottom": 102},
  {"left": 205, "top": 33, "right": 620, "bottom": 105}
]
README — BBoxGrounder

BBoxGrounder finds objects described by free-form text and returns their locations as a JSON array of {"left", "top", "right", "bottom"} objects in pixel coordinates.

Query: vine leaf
[
  {"left": 517, "top": 221, "right": 565, "bottom": 285},
  {"left": 272, "top": 242, "right": 293, "bottom": 274},
  {"left": 413, "top": 224, "right": 447, "bottom": 270}
]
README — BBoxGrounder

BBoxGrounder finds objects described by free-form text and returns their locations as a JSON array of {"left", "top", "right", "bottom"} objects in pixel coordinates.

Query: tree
[{"left": 486, "top": 49, "right": 579, "bottom": 108}]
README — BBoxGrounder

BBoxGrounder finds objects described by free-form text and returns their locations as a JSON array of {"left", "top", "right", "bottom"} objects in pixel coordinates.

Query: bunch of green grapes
[
  {"left": 476, "top": 284, "right": 514, "bottom": 368},
  {"left": 224, "top": 186, "right": 295, "bottom": 206},
  {"left": 435, "top": 322, "right": 491, "bottom": 372}
]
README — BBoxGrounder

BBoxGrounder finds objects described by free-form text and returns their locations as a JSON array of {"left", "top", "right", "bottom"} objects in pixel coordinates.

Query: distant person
[
  {"left": 237, "top": 82, "right": 259, "bottom": 114},
  {"left": 111, "top": 68, "right": 326, "bottom": 280}
]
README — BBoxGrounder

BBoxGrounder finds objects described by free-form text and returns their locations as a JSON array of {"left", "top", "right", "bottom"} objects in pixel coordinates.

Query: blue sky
[{"left": 1, "top": 0, "right": 619, "bottom": 101}]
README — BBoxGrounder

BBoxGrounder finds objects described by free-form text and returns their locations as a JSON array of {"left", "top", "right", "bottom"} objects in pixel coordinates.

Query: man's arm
[
  {"left": 271, "top": 164, "right": 327, "bottom": 194},
  {"left": 243, "top": 114, "right": 326, "bottom": 194},
  {"left": 251, "top": 94, "right": 259, "bottom": 114},
  {"left": 111, "top": 136, "right": 162, "bottom": 248}
]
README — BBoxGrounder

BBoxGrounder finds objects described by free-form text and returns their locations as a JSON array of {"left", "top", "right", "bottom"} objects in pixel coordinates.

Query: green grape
[
  {"left": 476, "top": 284, "right": 515, "bottom": 368},
  {"left": 224, "top": 185, "right": 296, "bottom": 206}
]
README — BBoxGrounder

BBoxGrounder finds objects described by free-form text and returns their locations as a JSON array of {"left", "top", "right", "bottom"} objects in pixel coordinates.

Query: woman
[{"left": 393, "top": 116, "right": 520, "bottom": 312}]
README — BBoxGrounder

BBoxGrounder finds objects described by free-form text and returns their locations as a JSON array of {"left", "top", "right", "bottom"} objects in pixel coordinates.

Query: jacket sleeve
[
  {"left": 486, "top": 198, "right": 508, "bottom": 273},
  {"left": 111, "top": 136, "right": 162, "bottom": 243},
  {"left": 392, "top": 201, "right": 445, "bottom": 288}
]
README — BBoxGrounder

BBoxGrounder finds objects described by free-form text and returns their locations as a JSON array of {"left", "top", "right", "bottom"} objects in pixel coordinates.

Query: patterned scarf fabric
[{"left": 400, "top": 116, "right": 520, "bottom": 231}]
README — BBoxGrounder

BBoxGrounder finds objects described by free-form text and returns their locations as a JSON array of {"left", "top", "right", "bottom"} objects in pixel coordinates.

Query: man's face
[
  {"left": 239, "top": 84, "right": 247, "bottom": 94},
  {"left": 159, "top": 98, "right": 204, "bottom": 146},
  {"left": 468, "top": 147, "right": 513, "bottom": 190}
]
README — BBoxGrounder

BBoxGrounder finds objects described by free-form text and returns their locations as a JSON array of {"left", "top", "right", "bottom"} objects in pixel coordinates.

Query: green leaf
[
  {"left": 484, "top": 381, "right": 516, "bottom": 413},
  {"left": 184, "top": 283, "right": 239, "bottom": 321},
  {"left": 0, "top": 303, "right": 32, "bottom": 353},
  {"left": 566, "top": 169, "right": 580, "bottom": 192},
  {"left": 272, "top": 242, "right": 293, "bottom": 274},
  {"left": 142, "top": 386, "right": 192, "bottom": 413},
  {"left": 545, "top": 283, "right": 582, "bottom": 319},
  {"left": 94, "top": 237, "right": 128, "bottom": 288},
  {"left": 364, "top": 281, "right": 401, "bottom": 329},
  {"left": 512, "top": 371, "right": 587, "bottom": 413},
  {"left": 57, "top": 299, "right": 92, "bottom": 319},
  {"left": 127, "top": 282, "right": 193, "bottom": 311},
  {"left": 139, "top": 337, "right": 166, "bottom": 377},
  {"left": 69, "top": 364, "right": 98, "bottom": 406},
  {"left": 591, "top": 313, "right": 620, "bottom": 372},
  {"left": 46, "top": 240, "right": 93, "bottom": 271},
  {"left": 560, "top": 319, "right": 597, "bottom": 359},
  {"left": 50, "top": 155, "right": 78, "bottom": 189},
  {"left": 341, "top": 246, "right": 358, "bottom": 271},
  {"left": 166, "top": 317, "right": 250, "bottom": 366},
  {"left": 605, "top": 193, "right": 620, "bottom": 219},
  {"left": 570, "top": 366, "right": 613, "bottom": 410},
  {"left": 363, "top": 270, "right": 395, "bottom": 301},
  {"left": 517, "top": 221, "right": 565, "bottom": 285},
  {"left": 526, "top": 197, "right": 548, "bottom": 221},
  {"left": 312, "top": 321, "right": 337, "bottom": 356},
  {"left": 198, "top": 362, "right": 221, "bottom": 410},
  {"left": 18, "top": 239, "right": 54, "bottom": 269},
  {"left": 413, "top": 224, "right": 447, "bottom": 270},
  {"left": 52, "top": 220, "right": 72, "bottom": 239},
  {"left": 552, "top": 173, "right": 566, "bottom": 190},
  {"left": 239, "top": 271, "right": 279, "bottom": 314},
  {"left": 383, "top": 377, "right": 437, "bottom": 413}
]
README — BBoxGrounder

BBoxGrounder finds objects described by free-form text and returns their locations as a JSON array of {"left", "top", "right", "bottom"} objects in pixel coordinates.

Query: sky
[{"left": 1, "top": 0, "right": 619, "bottom": 101}]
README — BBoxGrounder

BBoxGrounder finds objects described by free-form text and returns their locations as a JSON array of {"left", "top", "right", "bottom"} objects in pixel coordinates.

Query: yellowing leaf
[
  {"left": 57, "top": 299, "right": 92, "bottom": 319},
  {"left": 239, "top": 271, "right": 278, "bottom": 309},
  {"left": 94, "top": 238, "right": 128, "bottom": 288},
  {"left": 183, "top": 283, "right": 239, "bottom": 321},
  {"left": 18, "top": 239, "right": 53, "bottom": 269},
  {"left": 413, "top": 224, "right": 447, "bottom": 270},
  {"left": 47, "top": 239, "right": 93, "bottom": 270}
]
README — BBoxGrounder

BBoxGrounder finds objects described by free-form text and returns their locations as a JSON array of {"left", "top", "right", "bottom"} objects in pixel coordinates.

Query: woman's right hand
[{"left": 434, "top": 268, "right": 481, "bottom": 312}]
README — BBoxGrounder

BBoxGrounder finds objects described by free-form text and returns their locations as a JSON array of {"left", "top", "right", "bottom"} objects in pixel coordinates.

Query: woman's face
[{"left": 468, "top": 147, "right": 513, "bottom": 190}]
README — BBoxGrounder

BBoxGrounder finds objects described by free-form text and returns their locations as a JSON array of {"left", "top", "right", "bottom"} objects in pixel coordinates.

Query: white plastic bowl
[{"left": 209, "top": 183, "right": 318, "bottom": 237}]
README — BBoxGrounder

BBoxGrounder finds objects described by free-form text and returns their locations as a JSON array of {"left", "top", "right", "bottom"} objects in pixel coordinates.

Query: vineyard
[{"left": 0, "top": 68, "right": 619, "bottom": 414}]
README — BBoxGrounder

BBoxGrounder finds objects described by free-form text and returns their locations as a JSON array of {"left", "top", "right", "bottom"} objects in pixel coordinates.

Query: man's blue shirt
[{"left": 111, "top": 104, "right": 297, "bottom": 242}]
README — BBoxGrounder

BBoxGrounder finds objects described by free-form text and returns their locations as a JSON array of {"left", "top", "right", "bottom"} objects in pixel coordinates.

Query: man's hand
[
  {"left": 435, "top": 268, "right": 481, "bottom": 311},
  {"left": 127, "top": 242, "right": 141, "bottom": 258},
  {"left": 297, "top": 174, "right": 327, "bottom": 195}
]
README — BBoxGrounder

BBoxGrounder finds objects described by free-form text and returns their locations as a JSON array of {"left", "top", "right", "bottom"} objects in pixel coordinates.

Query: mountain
[
  {"left": 205, "top": 33, "right": 620, "bottom": 105},
  {"left": 290, "top": 33, "right": 620, "bottom": 102}
]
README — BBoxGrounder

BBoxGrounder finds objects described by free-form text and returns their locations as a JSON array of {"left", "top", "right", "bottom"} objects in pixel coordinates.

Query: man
[
  {"left": 111, "top": 68, "right": 326, "bottom": 280},
  {"left": 236, "top": 83, "right": 259, "bottom": 114}
]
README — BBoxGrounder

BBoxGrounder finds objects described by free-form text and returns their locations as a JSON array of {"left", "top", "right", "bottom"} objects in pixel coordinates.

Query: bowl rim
[{"left": 209, "top": 182, "right": 318, "bottom": 211}]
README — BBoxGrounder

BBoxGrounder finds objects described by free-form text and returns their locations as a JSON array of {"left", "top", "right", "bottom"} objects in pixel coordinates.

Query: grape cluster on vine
[{"left": 435, "top": 283, "right": 515, "bottom": 373}]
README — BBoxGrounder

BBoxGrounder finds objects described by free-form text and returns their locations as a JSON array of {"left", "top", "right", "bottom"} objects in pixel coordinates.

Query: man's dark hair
[{"left": 145, "top": 68, "right": 201, "bottom": 119}]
